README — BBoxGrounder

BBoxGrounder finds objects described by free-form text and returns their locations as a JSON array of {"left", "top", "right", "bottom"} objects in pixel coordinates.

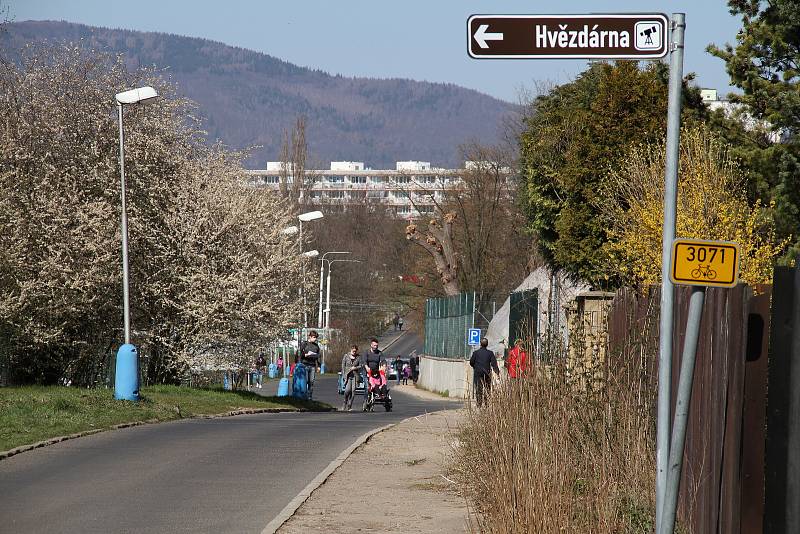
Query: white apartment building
[
  {"left": 701, "top": 88, "right": 790, "bottom": 143},
  {"left": 246, "top": 160, "right": 471, "bottom": 219}
]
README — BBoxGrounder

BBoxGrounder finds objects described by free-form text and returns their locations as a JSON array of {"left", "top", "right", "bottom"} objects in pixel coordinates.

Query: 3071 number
[{"left": 685, "top": 246, "right": 725, "bottom": 263}]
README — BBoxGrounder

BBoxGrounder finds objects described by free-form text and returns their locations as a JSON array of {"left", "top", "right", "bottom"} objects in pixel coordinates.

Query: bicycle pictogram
[{"left": 690, "top": 264, "right": 717, "bottom": 280}]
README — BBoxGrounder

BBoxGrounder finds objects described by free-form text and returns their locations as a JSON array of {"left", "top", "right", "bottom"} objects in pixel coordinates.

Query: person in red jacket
[{"left": 506, "top": 339, "right": 529, "bottom": 378}]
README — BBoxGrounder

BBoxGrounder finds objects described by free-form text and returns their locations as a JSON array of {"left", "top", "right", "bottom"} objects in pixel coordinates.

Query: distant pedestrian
[
  {"left": 398, "top": 317, "right": 404, "bottom": 331},
  {"left": 505, "top": 339, "right": 529, "bottom": 379},
  {"left": 392, "top": 313, "right": 400, "bottom": 331},
  {"left": 341, "top": 345, "right": 363, "bottom": 411},
  {"left": 255, "top": 353, "right": 267, "bottom": 389},
  {"left": 393, "top": 355, "right": 403, "bottom": 385},
  {"left": 299, "top": 331, "right": 321, "bottom": 399},
  {"left": 290, "top": 354, "right": 299, "bottom": 377},
  {"left": 402, "top": 364, "right": 410, "bottom": 385},
  {"left": 276, "top": 355, "right": 284, "bottom": 375},
  {"left": 409, "top": 355, "right": 419, "bottom": 384},
  {"left": 470, "top": 338, "right": 500, "bottom": 407}
]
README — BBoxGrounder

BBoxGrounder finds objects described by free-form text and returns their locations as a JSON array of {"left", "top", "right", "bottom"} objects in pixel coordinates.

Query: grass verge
[{"left": 0, "top": 385, "right": 332, "bottom": 452}]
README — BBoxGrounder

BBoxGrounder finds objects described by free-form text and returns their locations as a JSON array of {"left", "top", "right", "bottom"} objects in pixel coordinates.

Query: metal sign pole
[
  {"left": 655, "top": 13, "right": 685, "bottom": 531},
  {"left": 659, "top": 286, "right": 705, "bottom": 534}
]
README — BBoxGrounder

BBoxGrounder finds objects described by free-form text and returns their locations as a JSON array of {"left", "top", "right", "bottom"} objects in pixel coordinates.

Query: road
[{"left": 0, "top": 331, "right": 455, "bottom": 534}]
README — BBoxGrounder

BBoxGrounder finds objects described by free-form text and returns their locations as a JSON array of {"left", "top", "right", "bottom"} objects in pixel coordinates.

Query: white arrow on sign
[{"left": 474, "top": 24, "right": 504, "bottom": 49}]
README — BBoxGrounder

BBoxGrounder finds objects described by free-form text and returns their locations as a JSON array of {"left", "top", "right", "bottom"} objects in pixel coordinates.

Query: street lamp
[
  {"left": 318, "top": 252, "right": 351, "bottom": 327},
  {"left": 297, "top": 211, "right": 324, "bottom": 329},
  {"left": 113, "top": 86, "right": 159, "bottom": 401},
  {"left": 324, "top": 259, "right": 362, "bottom": 331}
]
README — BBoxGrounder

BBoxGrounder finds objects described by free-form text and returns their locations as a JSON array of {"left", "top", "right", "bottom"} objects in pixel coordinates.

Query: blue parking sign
[{"left": 467, "top": 328, "right": 481, "bottom": 346}]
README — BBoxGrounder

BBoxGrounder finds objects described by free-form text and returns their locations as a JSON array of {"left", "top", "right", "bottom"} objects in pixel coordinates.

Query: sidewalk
[{"left": 277, "top": 409, "right": 469, "bottom": 533}]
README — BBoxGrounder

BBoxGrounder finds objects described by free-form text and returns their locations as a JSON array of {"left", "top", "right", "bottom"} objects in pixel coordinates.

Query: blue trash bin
[
  {"left": 277, "top": 377, "right": 289, "bottom": 397},
  {"left": 292, "top": 363, "right": 308, "bottom": 399},
  {"left": 268, "top": 363, "right": 277, "bottom": 379}
]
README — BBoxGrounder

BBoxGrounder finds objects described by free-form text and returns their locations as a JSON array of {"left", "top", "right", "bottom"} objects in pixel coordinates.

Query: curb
[
  {"left": 261, "top": 417, "right": 416, "bottom": 534},
  {"left": 0, "top": 406, "right": 333, "bottom": 463}
]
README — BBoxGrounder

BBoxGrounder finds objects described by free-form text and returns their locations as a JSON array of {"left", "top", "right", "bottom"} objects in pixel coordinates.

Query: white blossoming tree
[{"left": 0, "top": 44, "right": 303, "bottom": 385}]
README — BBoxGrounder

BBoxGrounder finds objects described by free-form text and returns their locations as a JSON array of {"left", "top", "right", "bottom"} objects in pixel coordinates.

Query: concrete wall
[{"left": 418, "top": 355, "right": 473, "bottom": 398}]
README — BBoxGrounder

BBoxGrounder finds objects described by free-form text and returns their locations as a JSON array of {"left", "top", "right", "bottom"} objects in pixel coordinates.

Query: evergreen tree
[
  {"left": 708, "top": 0, "right": 800, "bottom": 261},
  {"left": 519, "top": 61, "right": 705, "bottom": 286}
]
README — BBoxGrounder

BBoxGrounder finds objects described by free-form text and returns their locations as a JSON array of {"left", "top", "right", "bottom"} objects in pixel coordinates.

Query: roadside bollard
[{"left": 276, "top": 377, "right": 289, "bottom": 397}]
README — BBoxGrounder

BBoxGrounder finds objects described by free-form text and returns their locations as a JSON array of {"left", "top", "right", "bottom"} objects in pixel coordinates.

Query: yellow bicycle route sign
[{"left": 670, "top": 239, "right": 740, "bottom": 288}]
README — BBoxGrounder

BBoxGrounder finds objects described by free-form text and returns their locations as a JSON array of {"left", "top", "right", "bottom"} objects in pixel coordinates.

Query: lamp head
[
  {"left": 298, "top": 211, "right": 324, "bottom": 222},
  {"left": 115, "top": 86, "right": 159, "bottom": 105}
]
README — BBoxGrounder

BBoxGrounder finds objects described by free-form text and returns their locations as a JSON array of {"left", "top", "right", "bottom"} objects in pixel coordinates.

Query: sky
[{"left": 7, "top": 0, "right": 743, "bottom": 103}]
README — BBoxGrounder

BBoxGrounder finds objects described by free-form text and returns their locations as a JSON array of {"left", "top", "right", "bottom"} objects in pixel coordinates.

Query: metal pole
[
  {"left": 659, "top": 286, "right": 704, "bottom": 534},
  {"left": 325, "top": 264, "right": 332, "bottom": 330},
  {"left": 298, "top": 220, "right": 303, "bottom": 366},
  {"left": 318, "top": 258, "right": 325, "bottom": 328},
  {"left": 656, "top": 13, "right": 685, "bottom": 530},
  {"left": 117, "top": 103, "right": 131, "bottom": 345}
]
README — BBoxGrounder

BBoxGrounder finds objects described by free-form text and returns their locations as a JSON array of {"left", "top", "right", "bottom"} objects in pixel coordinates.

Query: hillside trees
[
  {"left": 708, "top": 0, "right": 800, "bottom": 260},
  {"left": 0, "top": 45, "right": 303, "bottom": 385},
  {"left": 519, "top": 61, "right": 707, "bottom": 286}
]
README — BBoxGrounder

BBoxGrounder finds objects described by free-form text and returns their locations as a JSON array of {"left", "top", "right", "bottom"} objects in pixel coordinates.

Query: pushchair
[{"left": 363, "top": 367, "right": 392, "bottom": 412}]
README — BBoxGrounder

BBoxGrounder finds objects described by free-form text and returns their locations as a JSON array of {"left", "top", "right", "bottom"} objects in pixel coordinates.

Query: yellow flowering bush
[{"left": 601, "top": 126, "right": 787, "bottom": 289}]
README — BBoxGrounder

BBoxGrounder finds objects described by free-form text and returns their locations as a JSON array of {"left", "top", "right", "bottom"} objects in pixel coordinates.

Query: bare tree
[
  {"left": 278, "top": 115, "right": 312, "bottom": 205},
  {"left": 403, "top": 142, "right": 534, "bottom": 298},
  {"left": 405, "top": 213, "right": 461, "bottom": 296}
]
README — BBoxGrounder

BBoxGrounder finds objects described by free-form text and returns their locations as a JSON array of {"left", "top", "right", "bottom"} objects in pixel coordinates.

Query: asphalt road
[{"left": 0, "top": 331, "right": 456, "bottom": 534}]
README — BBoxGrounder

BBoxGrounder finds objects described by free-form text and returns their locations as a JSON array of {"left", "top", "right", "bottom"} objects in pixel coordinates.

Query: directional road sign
[
  {"left": 467, "top": 328, "right": 481, "bottom": 346},
  {"left": 468, "top": 14, "right": 669, "bottom": 59},
  {"left": 670, "top": 239, "right": 740, "bottom": 288}
]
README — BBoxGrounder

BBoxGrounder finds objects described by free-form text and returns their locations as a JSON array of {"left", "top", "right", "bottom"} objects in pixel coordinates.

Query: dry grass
[{"left": 450, "top": 359, "right": 655, "bottom": 533}]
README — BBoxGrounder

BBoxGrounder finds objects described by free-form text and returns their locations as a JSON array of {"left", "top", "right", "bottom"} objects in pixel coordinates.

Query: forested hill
[{"left": 1, "top": 20, "right": 516, "bottom": 168}]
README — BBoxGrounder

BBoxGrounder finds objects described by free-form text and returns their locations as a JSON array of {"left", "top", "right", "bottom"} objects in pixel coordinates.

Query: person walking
[
  {"left": 392, "top": 313, "right": 399, "bottom": 331},
  {"left": 363, "top": 337, "right": 385, "bottom": 387},
  {"left": 402, "top": 364, "right": 410, "bottom": 385},
  {"left": 409, "top": 354, "right": 419, "bottom": 384},
  {"left": 469, "top": 338, "right": 500, "bottom": 407},
  {"left": 505, "top": 339, "right": 529, "bottom": 379},
  {"left": 393, "top": 355, "right": 403, "bottom": 385},
  {"left": 276, "top": 355, "right": 284, "bottom": 376},
  {"left": 298, "top": 331, "right": 321, "bottom": 399},
  {"left": 255, "top": 353, "right": 267, "bottom": 389},
  {"left": 341, "top": 345, "right": 363, "bottom": 411},
  {"left": 398, "top": 316, "right": 404, "bottom": 331}
]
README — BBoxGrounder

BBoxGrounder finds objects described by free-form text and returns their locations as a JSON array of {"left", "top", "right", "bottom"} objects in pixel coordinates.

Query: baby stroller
[{"left": 363, "top": 367, "right": 392, "bottom": 412}]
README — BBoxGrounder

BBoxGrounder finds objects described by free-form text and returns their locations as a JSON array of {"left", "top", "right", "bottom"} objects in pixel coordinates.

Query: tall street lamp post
[
  {"left": 297, "top": 211, "right": 324, "bottom": 329},
  {"left": 318, "top": 252, "right": 351, "bottom": 328},
  {"left": 324, "top": 259, "right": 362, "bottom": 331},
  {"left": 113, "top": 86, "right": 159, "bottom": 401}
]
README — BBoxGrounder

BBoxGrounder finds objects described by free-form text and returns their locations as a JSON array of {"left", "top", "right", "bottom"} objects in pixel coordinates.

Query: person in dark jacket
[
  {"left": 364, "top": 338, "right": 384, "bottom": 374},
  {"left": 393, "top": 355, "right": 403, "bottom": 385},
  {"left": 409, "top": 354, "right": 419, "bottom": 384},
  {"left": 363, "top": 338, "right": 386, "bottom": 395},
  {"left": 469, "top": 338, "right": 500, "bottom": 407},
  {"left": 298, "top": 331, "right": 321, "bottom": 399}
]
